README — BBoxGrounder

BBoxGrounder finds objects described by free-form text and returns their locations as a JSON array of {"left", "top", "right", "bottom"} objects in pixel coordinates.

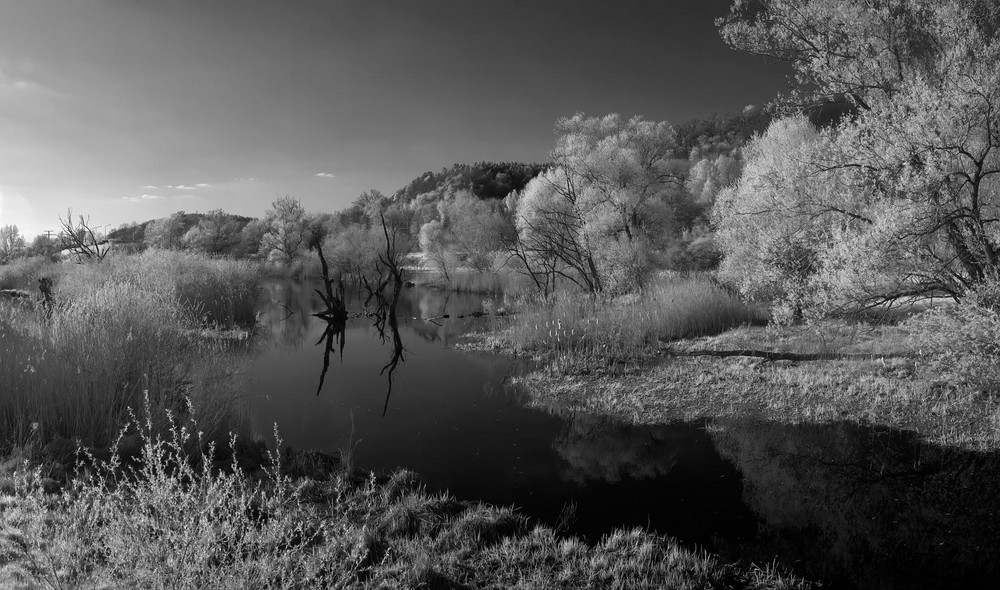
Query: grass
[
  {"left": 0, "top": 250, "right": 260, "bottom": 455},
  {"left": 494, "top": 273, "right": 766, "bottom": 373},
  {"left": 510, "top": 312, "right": 1000, "bottom": 451},
  {"left": 0, "top": 256, "right": 61, "bottom": 291},
  {"left": 0, "top": 408, "right": 813, "bottom": 590},
  {"left": 56, "top": 249, "right": 263, "bottom": 328}
]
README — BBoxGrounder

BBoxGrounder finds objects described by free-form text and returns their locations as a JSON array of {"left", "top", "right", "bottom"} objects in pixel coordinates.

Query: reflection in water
[
  {"left": 710, "top": 421, "right": 1000, "bottom": 589},
  {"left": 313, "top": 316, "right": 345, "bottom": 396},
  {"left": 251, "top": 281, "right": 1000, "bottom": 589}
]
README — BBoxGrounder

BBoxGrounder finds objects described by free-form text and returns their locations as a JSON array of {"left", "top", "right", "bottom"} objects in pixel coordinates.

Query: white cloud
[
  {"left": 232, "top": 177, "right": 259, "bottom": 182},
  {"left": 142, "top": 184, "right": 158, "bottom": 189},
  {"left": 123, "top": 193, "right": 163, "bottom": 202},
  {"left": 316, "top": 172, "right": 337, "bottom": 178},
  {"left": 195, "top": 183, "right": 211, "bottom": 188},
  {"left": 167, "top": 184, "right": 196, "bottom": 191}
]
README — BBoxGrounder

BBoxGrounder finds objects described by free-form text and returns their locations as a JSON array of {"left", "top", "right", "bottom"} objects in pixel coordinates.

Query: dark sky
[{"left": 0, "top": 0, "right": 790, "bottom": 237}]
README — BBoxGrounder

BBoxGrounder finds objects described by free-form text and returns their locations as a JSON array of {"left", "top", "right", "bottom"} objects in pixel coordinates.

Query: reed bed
[
  {"left": 0, "top": 252, "right": 256, "bottom": 453},
  {"left": 56, "top": 249, "right": 263, "bottom": 327},
  {"left": 503, "top": 275, "right": 765, "bottom": 372},
  {"left": 0, "top": 294, "right": 247, "bottom": 453}
]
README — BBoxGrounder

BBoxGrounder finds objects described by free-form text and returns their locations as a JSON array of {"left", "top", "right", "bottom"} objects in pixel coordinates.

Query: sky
[{"left": 0, "top": 0, "right": 790, "bottom": 239}]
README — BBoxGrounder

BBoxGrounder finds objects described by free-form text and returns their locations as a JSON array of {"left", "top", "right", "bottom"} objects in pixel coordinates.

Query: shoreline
[{"left": 459, "top": 322, "right": 1000, "bottom": 451}]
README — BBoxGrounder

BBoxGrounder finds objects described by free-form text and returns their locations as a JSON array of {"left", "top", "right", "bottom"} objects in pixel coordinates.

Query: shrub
[{"left": 905, "top": 281, "right": 1000, "bottom": 397}]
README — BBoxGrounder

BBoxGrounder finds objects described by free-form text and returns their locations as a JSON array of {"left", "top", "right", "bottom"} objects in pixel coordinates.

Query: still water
[{"left": 249, "top": 280, "right": 1000, "bottom": 589}]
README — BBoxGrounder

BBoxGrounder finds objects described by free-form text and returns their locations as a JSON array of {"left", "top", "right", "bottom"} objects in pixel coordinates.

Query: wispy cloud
[
  {"left": 232, "top": 177, "right": 259, "bottom": 182},
  {"left": 122, "top": 193, "right": 163, "bottom": 202},
  {"left": 167, "top": 184, "right": 196, "bottom": 191},
  {"left": 195, "top": 183, "right": 211, "bottom": 188},
  {"left": 316, "top": 172, "right": 337, "bottom": 178},
  {"left": 142, "top": 184, "right": 158, "bottom": 189},
  {"left": 0, "top": 62, "right": 63, "bottom": 99}
]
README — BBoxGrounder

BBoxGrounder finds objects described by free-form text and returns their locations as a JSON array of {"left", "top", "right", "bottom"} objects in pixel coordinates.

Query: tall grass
[
  {"left": 0, "top": 256, "right": 60, "bottom": 291},
  {"left": 0, "top": 262, "right": 253, "bottom": 453},
  {"left": 56, "top": 249, "right": 263, "bottom": 327},
  {"left": 504, "top": 274, "right": 765, "bottom": 372}
]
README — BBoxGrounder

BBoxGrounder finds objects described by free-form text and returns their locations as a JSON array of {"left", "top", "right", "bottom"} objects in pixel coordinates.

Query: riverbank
[
  {"left": 466, "top": 300, "right": 1000, "bottom": 451},
  {"left": 0, "top": 432, "right": 811, "bottom": 589}
]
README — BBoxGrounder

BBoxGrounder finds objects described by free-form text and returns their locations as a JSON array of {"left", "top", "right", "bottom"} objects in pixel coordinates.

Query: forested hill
[
  {"left": 675, "top": 105, "right": 773, "bottom": 159},
  {"left": 391, "top": 161, "right": 549, "bottom": 205}
]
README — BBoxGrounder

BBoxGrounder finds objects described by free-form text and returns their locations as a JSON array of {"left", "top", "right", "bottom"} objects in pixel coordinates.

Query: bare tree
[{"left": 59, "top": 209, "right": 108, "bottom": 262}]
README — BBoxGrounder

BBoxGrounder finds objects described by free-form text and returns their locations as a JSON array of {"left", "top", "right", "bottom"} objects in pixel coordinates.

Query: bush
[{"left": 905, "top": 281, "right": 1000, "bottom": 397}]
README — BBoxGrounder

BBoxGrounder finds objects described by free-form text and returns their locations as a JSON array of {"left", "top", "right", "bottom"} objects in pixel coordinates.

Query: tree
[
  {"left": 515, "top": 168, "right": 603, "bottom": 293},
  {"left": 27, "top": 234, "right": 60, "bottom": 259},
  {"left": 553, "top": 113, "right": 685, "bottom": 244},
  {"left": 58, "top": 210, "right": 108, "bottom": 262},
  {"left": 0, "top": 225, "right": 25, "bottom": 262},
  {"left": 181, "top": 209, "right": 243, "bottom": 255},
  {"left": 259, "top": 196, "right": 306, "bottom": 264},
  {"left": 352, "top": 189, "right": 391, "bottom": 227},
  {"left": 719, "top": 0, "right": 1000, "bottom": 308},
  {"left": 145, "top": 212, "right": 189, "bottom": 250},
  {"left": 714, "top": 116, "right": 844, "bottom": 319},
  {"left": 509, "top": 114, "right": 688, "bottom": 294}
]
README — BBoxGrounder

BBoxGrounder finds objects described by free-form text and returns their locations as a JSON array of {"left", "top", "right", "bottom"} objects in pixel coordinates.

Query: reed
[
  {"left": 0, "top": 272, "right": 250, "bottom": 453},
  {"left": 56, "top": 249, "right": 263, "bottom": 327},
  {"left": 503, "top": 274, "right": 765, "bottom": 372}
]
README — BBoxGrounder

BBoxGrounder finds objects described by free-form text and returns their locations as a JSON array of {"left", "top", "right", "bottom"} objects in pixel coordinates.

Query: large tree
[
  {"left": 259, "top": 196, "right": 307, "bottom": 264},
  {"left": 511, "top": 114, "right": 688, "bottom": 294},
  {"left": 718, "top": 0, "right": 1000, "bottom": 308}
]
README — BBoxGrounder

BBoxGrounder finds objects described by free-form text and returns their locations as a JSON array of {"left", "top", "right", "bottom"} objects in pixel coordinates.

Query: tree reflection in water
[{"left": 710, "top": 420, "right": 1000, "bottom": 589}]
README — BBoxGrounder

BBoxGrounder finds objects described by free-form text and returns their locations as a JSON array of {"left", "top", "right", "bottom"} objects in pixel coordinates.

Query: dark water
[{"left": 249, "top": 280, "right": 1000, "bottom": 589}]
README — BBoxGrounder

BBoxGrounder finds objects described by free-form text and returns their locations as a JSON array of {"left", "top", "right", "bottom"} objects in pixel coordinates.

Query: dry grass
[
  {"left": 499, "top": 274, "right": 765, "bottom": 372},
  {"left": 0, "top": 258, "right": 253, "bottom": 453},
  {"left": 0, "top": 257, "right": 61, "bottom": 291},
  {"left": 512, "top": 315, "right": 1000, "bottom": 451},
  {"left": 55, "top": 249, "right": 263, "bottom": 328}
]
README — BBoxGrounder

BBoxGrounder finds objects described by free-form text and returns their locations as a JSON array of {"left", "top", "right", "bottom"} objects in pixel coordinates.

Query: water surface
[{"left": 248, "top": 280, "right": 1000, "bottom": 589}]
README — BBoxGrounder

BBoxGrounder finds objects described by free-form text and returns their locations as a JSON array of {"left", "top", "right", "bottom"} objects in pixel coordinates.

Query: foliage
[
  {"left": 718, "top": 0, "right": 1000, "bottom": 312},
  {"left": 259, "top": 196, "right": 307, "bottom": 264},
  {"left": 904, "top": 280, "right": 1000, "bottom": 396},
  {"left": 0, "top": 225, "right": 25, "bottom": 263},
  {"left": 392, "top": 161, "right": 549, "bottom": 206},
  {"left": 713, "top": 115, "right": 839, "bottom": 321}
]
